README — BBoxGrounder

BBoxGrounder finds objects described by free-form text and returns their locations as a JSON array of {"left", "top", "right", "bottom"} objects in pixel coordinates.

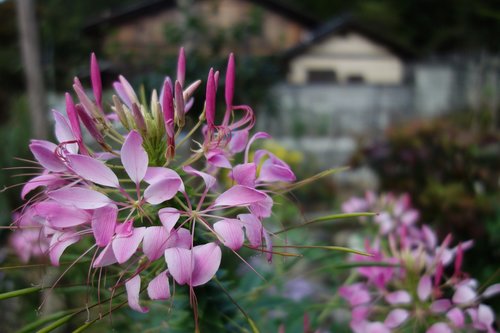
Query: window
[
  {"left": 307, "top": 70, "right": 337, "bottom": 83},
  {"left": 346, "top": 74, "right": 365, "bottom": 84}
]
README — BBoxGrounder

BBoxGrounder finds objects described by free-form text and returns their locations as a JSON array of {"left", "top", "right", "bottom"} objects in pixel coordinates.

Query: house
[
  {"left": 85, "top": 0, "right": 318, "bottom": 68},
  {"left": 85, "top": 3, "right": 485, "bottom": 174},
  {"left": 86, "top": 2, "right": 413, "bottom": 85},
  {"left": 284, "top": 15, "right": 413, "bottom": 85}
]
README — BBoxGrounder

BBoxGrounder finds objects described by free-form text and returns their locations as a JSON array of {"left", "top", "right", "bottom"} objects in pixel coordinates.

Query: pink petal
[
  {"left": 214, "top": 220, "right": 244, "bottom": 250},
  {"left": 206, "top": 149, "right": 232, "bottom": 168},
  {"left": 121, "top": 130, "right": 148, "bottom": 185},
  {"left": 214, "top": 70, "right": 220, "bottom": 87},
  {"left": 162, "top": 79, "right": 175, "bottom": 136},
  {"left": 184, "top": 97, "right": 194, "bottom": 112},
  {"left": 73, "top": 83, "right": 97, "bottom": 118},
  {"left": 245, "top": 132, "right": 271, "bottom": 161},
  {"left": 143, "top": 226, "right": 170, "bottom": 261},
  {"left": 238, "top": 214, "right": 263, "bottom": 248},
  {"left": 446, "top": 308, "right": 464, "bottom": 328},
  {"left": 159, "top": 76, "right": 172, "bottom": 110},
  {"left": 214, "top": 185, "right": 267, "bottom": 207},
  {"left": 131, "top": 104, "right": 146, "bottom": 133},
  {"left": 49, "top": 231, "right": 80, "bottom": 266},
  {"left": 125, "top": 275, "right": 148, "bottom": 313},
  {"left": 258, "top": 157, "right": 296, "bottom": 183},
  {"left": 401, "top": 209, "right": 419, "bottom": 226},
  {"left": 115, "top": 220, "right": 133, "bottom": 237},
  {"left": 467, "top": 308, "right": 478, "bottom": 323},
  {"left": 452, "top": 285, "right": 476, "bottom": 304},
  {"left": 53, "top": 110, "right": 78, "bottom": 153},
  {"left": 144, "top": 167, "right": 185, "bottom": 192},
  {"left": 91, "top": 204, "right": 118, "bottom": 247},
  {"left": 93, "top": 243, "right": 117, "bottom": 267},
  {"left": 35, "top": 201, "right": 91, "bottom": 228},
  {"left": 67, "top": 154, "right": 119, "bottom": 188},
  {"left": 144, "top": 177, "right": 181, "bottom": 204},
  {"left": 339, "top": 283, "right": 371, "bottom": 306},
  {"left": 93, "top": 152, "right": 119, "bottom": 160},
  {"left": 422, "top": 225, "right": 437, "bottom": 248},
  {"left": 263, "top": 229, "right": 273, "bottom": 263},
  {"left": 352, "top": 306, "right": 369, "bottom": 321},
  {"left": 482, "top": 283, "right": 500, "bottom": 299},
  {"left": 112, "top": 227, "right": 146, "bottom": 264},
  {"left": 477, "top": 304, "right": 494, "bottom": 327},
  {"left": 174, "top": 228, "right": 192, "bottom": 249},
  {"left": 205, "top": 68, "right": 216, "bottom": 127},
  {"left": 65, "top": 93, "right": 83, "bottom": 144},
  {"left": 76, "top": 104, "right": 104, "bottom": 143},
  {"left": 144, "top": 167, "right": 179, "bottom": 183},
  {"left": 191, "top": 243, "right": 222, "bottom": 286},
  {"left": 29, "top": 140, "right": 66, "bottom": 172},
  {"left": 158, "top": 208, "right": 180, "bottom": 233},
  {"left": 426, "top": 323, "right": 452, "bottom": 333},
  {"left": 113, "top": 82, "right": 132, "bottom": 108},
  {"left": 385, "top": 290, "right": 412, "bottom": 305},
  {"left": 48, "top": 187, "right": 111, "bottom": 209},
  {"left": 183, "top": 165, "right": 216, "bottom": 190},
  {"left": 231, "top": 163, "right": 256, "bottom": 187},
  {"left": 176, "top": 47, "right": 186, "bottom": 86},
  {"left": 365, "top": 322, "right": 390, "bottom": 333},
  {"left": 384, "top": 309, "right": 409, "bottom": 328},
  {"left": 174, "top": 81, "right": 185, "bottom": 124},
  {"left": 164, "top": 247, "right": 192, "bottom": 285},
  {"left": 16, "top": 206, "right": 37, "bottom": 227},
  {"left": 147, "top": 270, "right": 170, "bottom": 300},
  {"left": 119, "top": 75, "right": 138, "bottom": 104},
  {"left": 431, "top": 299, "right": 452, "bottom": 313},
  {"left": 249, "top": 193, "right": 273, "bottom": 218},
  {"left": 229, "top": 129, "right": 248, "bottom": 153},
  {"left": 132, "top": 104, "right": 147, "bottom": 133},
  {"left": 224, "top": 53, "right": 235, "bottom": 114},
  {"left": 22, "top": 175, "right": 64, "bottom": 199},
  {"left": 417, "top": 275, "right": 432, "bottom": 301},
  {"left": 90, "top": 53, "right": 102, "bottom": 107}
]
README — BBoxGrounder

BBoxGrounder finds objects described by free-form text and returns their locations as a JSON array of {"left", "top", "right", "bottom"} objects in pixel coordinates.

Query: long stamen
[{"left": 38, "top": 244, "right": 97, "bottom": 311}]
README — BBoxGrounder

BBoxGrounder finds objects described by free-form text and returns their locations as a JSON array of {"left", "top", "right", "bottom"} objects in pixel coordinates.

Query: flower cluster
[
  {"left": 11, "top": 49, "right": 296, "bottom": 313},
  {"left": 340, "top": 192, "right": 499, "bottom": 332}
]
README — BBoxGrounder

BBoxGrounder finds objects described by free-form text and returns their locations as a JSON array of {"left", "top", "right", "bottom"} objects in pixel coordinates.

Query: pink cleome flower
[{"left": 11, "top": 49, "right": 297, "bottom": 315}]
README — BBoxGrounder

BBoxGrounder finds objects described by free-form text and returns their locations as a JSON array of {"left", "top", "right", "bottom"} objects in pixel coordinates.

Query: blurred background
[{"left": 0, "top": 0, "right": 499, "bottom": 331}]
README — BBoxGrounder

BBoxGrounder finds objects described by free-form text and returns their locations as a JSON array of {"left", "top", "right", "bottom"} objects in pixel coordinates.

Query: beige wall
[{"left": 288, "top": 32, "right": 404, "bottom": 84}]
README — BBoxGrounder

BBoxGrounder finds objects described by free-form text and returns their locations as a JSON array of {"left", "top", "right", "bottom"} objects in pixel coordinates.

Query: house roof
[
  {"left": 284, "top": 14, "right": 415, "bottom": 61},
  {"left": 84, "top": 0, "right": 319, "bottom": 32}
]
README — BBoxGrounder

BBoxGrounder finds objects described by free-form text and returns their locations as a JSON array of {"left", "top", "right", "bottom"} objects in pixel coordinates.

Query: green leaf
[
  {"left": 36, "top": 314, "right": 75, "bottom": 333},
  {"left": 0, "top": 286, "right": 42, "bottom": 300},
  {"left": 16, "top": 310, "right": 74, "bottom": 333}
]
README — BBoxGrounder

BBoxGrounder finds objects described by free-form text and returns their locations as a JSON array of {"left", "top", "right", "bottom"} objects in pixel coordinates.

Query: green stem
[{"left": 274, "top": 212, "right": 375, "bottom": 234}]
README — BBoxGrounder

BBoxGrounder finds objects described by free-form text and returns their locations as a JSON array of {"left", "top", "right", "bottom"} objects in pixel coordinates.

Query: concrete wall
[
  {"left": 258, "top": 59, "right": 500, "bottom": 170},
  {"left": 259, "top": 83, "right": 412, "bottom": 138}
]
